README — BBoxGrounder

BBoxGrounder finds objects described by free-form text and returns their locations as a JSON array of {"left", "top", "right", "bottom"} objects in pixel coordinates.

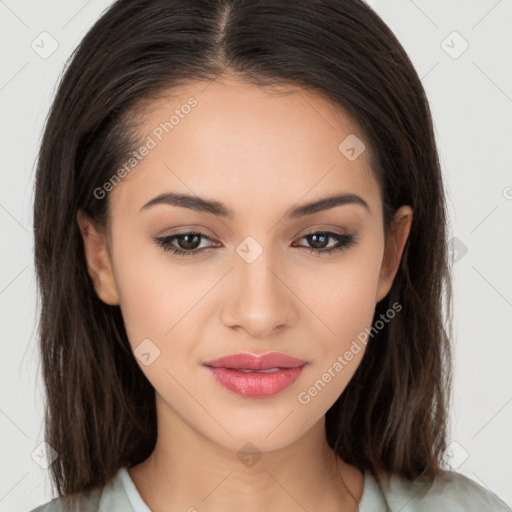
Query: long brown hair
[{"left": 33, "top": 0, "right": 453, "bottom": 504}]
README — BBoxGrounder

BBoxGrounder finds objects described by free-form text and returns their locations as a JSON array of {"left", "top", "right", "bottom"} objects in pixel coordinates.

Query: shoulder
[
  {"left": 28, "top": 498, "right": 57, "bottom": 512},
  {"left": 28, "top": 497, "right": 70, "bottom": 512},
  {"left": 378, "top": 469, "right": 511, "bottom": 511},
  {"left": 27, "top": 487, "right": 102, "bottom": 512},
  {"left": 28, "top": 496, "right": 91, "bottom": 512},
  {"left": 27, "top": 468, "right": 135, "bottom": 512}
]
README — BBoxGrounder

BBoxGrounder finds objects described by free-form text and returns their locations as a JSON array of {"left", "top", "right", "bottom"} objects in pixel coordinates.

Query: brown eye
[
  {"left": 154, "top": 231, "right": 217, "bottom": 257},
  {"left": 294, "top": 231, "right": 357, "bottom": 255}
]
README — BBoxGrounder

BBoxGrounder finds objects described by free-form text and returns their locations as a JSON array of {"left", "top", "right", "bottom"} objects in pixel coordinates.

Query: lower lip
[{"left": 203, "top": 365, "right": 306, "bottom": 398}]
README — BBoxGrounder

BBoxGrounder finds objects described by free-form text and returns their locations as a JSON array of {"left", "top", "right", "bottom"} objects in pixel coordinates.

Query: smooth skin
[{"left": 78, "top": 77, "right": 412, "bottom": 512}]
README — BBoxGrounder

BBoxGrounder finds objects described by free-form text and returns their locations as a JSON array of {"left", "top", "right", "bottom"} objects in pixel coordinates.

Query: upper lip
[{"left": 203, "top": 352, "right": 307, "bottom": 370}]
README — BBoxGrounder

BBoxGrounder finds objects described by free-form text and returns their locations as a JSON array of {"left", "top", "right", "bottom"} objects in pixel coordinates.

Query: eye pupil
[
  {"left": 308, "top": 233, "right": 328, "bottom": 249},
  {"left": 180, "top": 234, "right": 201, "bottom": 250}
]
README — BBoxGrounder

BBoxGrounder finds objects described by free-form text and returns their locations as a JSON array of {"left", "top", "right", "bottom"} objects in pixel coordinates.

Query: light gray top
[{"left": 29, "top": 465, "right": 511, "bottom": 511}]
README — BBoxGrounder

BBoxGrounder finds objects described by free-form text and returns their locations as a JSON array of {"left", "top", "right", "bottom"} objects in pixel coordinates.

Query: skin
[{"left": 77, "top": 77, "right": 412, "bottom": 512}]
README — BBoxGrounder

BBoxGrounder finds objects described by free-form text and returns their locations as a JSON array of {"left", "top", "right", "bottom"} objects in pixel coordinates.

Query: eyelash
[{"left": 154, "top": 230, "right": 357, "bottom": 258}]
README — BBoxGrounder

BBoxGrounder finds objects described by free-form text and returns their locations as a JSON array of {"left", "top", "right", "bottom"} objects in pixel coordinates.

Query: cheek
[
  {"left": 294, "top": 256, "right": 382, "bottom": 410},
  {"left": 110, "top": 226, "right": 187, "bottom": 345},
  {"left": 297, "top": 239, "right": 384, "bottom": 346},
  {"left": 116, "top": 263, "right": 203, "bottom": 348}
]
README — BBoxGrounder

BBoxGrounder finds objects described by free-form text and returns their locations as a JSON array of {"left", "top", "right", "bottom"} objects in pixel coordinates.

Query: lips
[
  {"left": 202, "top": 352, "right": 307, "bottom": 371},
  {"left": 202, "top": 352, "right": 308, "bottom": 398}
]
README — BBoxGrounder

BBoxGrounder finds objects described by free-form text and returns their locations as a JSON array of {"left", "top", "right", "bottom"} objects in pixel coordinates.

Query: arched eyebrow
[{"left": 140, "top": 191, "right": 370, "bottom": 218}]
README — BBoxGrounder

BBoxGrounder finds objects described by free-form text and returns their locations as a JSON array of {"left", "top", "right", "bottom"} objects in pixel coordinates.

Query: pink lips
[{"left": 202, "top": 352, "right": 307, "bottom": 398}]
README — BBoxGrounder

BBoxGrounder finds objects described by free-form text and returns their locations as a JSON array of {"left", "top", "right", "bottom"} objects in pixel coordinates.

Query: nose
[{"left": 220, "top": 242, "right": 298, "bottom": 338}]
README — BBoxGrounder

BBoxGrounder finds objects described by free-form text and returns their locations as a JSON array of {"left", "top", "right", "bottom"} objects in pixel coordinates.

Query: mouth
[{"left": 202, "top": 352, "right": 308, "bottom": 398}]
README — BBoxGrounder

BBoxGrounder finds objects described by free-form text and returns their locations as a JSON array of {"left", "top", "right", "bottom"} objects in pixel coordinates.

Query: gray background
[{"left": 0, "top": 0, "right": 511, "bottom": 510}]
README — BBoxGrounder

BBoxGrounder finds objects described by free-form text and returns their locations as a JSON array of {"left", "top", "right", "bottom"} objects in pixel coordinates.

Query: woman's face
[{"left": 79, "top": 78, "right": 411, "bottom": 453}]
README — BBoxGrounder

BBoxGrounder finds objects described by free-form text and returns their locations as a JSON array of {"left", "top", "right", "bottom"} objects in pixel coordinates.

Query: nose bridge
[
  {"left": 222, "top": 234, "right": 295, "bottom": 334},
  {"left": 236, "top": 234, "right": 284, "bottom": 300}
]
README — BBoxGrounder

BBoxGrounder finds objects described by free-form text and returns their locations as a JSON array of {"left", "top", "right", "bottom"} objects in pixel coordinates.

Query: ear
[
  {"left": 76, "top": 210, "right": 120, "bottom": 306},
  {"left": 375, "top": 205, "right": 413, "bottom": 303}
]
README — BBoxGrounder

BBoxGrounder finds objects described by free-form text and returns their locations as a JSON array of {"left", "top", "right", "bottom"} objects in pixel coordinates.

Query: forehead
[{"left": 109, "top": 78, "right": 381, "bottom": 219}]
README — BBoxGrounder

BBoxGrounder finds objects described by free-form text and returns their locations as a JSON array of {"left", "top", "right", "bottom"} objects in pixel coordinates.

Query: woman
[{"left": 30, "top": 0, "right": 509, "bottom": 511}]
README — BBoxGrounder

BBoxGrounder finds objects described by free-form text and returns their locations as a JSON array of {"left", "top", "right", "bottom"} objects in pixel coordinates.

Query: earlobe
[
  {"left": 76, "top": 210, "right": 120, "bottom": 306},
  {"left": 375, "top": 206, "right": 413, "bottom": 303}
]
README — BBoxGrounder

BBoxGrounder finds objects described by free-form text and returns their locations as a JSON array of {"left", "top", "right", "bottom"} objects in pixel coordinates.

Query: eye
[
  {"left": 293, "top": 231, "right": 357, "bottom": 255},
  {"left": 154, "top": 231, "right": 218, "bottom": 258}
]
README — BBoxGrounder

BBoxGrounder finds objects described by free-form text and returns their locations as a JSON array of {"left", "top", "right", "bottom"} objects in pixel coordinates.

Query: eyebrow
[{"left": 140, "top": 191, "right": 370, "bottom": 218}]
